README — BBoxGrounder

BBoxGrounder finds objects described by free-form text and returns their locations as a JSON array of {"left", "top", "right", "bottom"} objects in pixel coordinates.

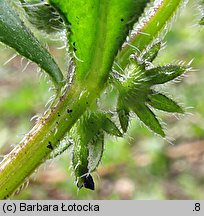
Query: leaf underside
[
  {"left": 0, "top": 0, "right": 64, "bottom": 87},
  {"left": 50, "top": 0, "right": 149, "bottom": 87},
  {"left": 20, "top": 0, "right": 65, "bottom": 34}
]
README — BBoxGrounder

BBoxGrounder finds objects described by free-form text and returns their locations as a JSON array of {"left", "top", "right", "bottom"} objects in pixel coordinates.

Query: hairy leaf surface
[
  {"left": 50, "top": 0, "right": 149, "bottom": 87},
  {"left": 0, "top": 0, "right": 64, "bottom": 87},
  {"left": 148, "top": 93, "right": 184, "bottom": 113}
]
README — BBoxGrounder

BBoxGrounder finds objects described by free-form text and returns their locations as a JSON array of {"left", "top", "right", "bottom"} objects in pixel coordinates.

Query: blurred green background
[{"left": 0, "top": 0, "right": 204, "bottom": 200}]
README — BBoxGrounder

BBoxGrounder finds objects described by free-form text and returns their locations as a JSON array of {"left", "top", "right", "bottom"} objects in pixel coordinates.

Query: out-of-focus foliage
[{"left": 0, "top": 0, "right": 204, "bottom": 199}]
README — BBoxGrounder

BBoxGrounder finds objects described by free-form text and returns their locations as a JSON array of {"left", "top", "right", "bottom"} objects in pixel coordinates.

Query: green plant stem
[
  {"left": 0, "top": 0, "right": 135, "bottom": 198},
  {"left": 116, "top": 0, "right": 186, "bottom": 70},
  {"left": 0, "top": 0, "right": 188, "bottom": 199},
  {"left": 0, "top": 83, "right": 99, "bottom": 199}
]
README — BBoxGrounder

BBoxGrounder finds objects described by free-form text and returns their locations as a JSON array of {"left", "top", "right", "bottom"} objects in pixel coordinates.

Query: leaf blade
[
  {"left": 148, "top": 92, "right": 184, "bottom": 113},
  {"left": 102, "top": 117, "right": 122, "bottom": 137},
  {"left": 0, "top": 0, "right": 65, "bottom": 87},
  {"left": 132, "top": 103, "right": 165, "bottom": 137},
  {"left": 20, "top": 0, "right": 65, "bottom": 34},
  {"left": 117, "top": 99, "right": 130, "bottom": 133},
  {"left": 88, "top": 132, "right": 104, "bottom": 173},
  {"left": 145, "top": 65, "right": 186, "bottom": 85},
  {"left": 50, "top": 0, "right": 149, "bottom": 87}
]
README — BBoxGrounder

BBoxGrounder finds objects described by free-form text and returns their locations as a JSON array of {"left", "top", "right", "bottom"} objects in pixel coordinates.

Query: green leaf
[
  {"left": 142, "top": 42, "right": 161, "bottom": 63},
  {"left": 102, "top": 117, "right": 122, "bottom": 137},
  {"left": 148, "top": 92, "right": 184, "bottom": 113},
  {"left": 117, "top": 99, "right": 130, "bottom": 133},
  {"left": 88, "top": 132, "right": 104, "bottom": 173},
  {"left": 50, "top": 0, "right": 149, "bottom": 87},
  {"left": 145, "top": 65, "right": 186, "bottom": 85},
  {"left": 71, "top": 111, "right": 103, "bottom": 189},
  {"left": 71, "top": 110, "right": 122, "bottom": 189},
  {"left": 20, "top": 0, "right": 65, "bottom": 34},
  {"left": 0, "top": 0, "right": 64, "bottom": 88},
  {"left": 132, "top": 103, "right": 165, "bottom": 137},
  {"left": 118, "top": 109, "right": 130, "bottom": 133},
  {"left": 72, "top": 138, "right": 93, "bottom": 189},
  {"left": 71, "top": 113, "right": 90, "bottom": 189}
]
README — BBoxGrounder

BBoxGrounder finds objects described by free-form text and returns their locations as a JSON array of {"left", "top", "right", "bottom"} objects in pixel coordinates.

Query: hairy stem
[
  {"left": 0, "top": 83, "right": 99, "bottom": 199},
  {"left": 116, "top": 0, "right": 187, "bottom": 70},
  {"left": 0, "top": 0, "right": 188, "bottom": 199}
]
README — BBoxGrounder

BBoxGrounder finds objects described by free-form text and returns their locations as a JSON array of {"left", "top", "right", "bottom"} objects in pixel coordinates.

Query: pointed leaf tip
[
  {"left": 88, "top": 132, "right": 104, "bottom": 173},
  {"left": 117, "top": 109, "right": 130, "bottom": 133},
  {"left": 102, "top": 118, "right": 123, "bottom": 137},
  {"left": 132, "top": 103, "right": 165, "bottom": 137},
  {"left": 146, "top": 65, "right": 186, "bottom": 85},
  {"left": 142, "top": 42, "right": 161, "bottom": 63},
  {"left": 148, "top": 93, "right": 184, "bottom": 114}
]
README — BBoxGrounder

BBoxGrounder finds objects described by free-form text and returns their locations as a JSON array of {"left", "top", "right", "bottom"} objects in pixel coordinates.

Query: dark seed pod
[
  {"left": 76, "top": 174, "right": 95, "bottom": 190},
  {"left": 83, "top": 174, "right": 95, "bottom": 190}
]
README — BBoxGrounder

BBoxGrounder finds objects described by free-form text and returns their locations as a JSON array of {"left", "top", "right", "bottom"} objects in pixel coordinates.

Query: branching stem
[{"left": 0, "top": 0, "right": 188, "bottom": 199}]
